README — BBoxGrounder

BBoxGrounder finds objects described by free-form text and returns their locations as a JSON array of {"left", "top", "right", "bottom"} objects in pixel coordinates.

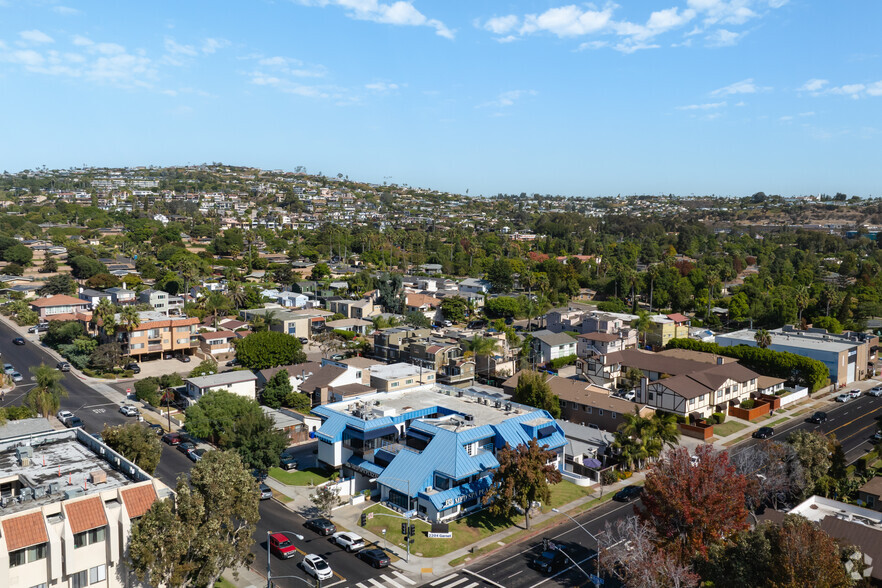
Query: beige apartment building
[
  {"left": 100, "top": 310, "right": 200, "bottom": 361},
  {"left": 0, "top": 421, "right": 168, "bottom": 588}
]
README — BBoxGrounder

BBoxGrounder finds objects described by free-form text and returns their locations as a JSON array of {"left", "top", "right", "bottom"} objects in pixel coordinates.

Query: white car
[
  {"left": 57, "top": 410, "right": 74, "bottom": 424},
  {"left": 835, "top": 394, "right": 851, "bottom": 403},
  {"left": 11, "top": 372, "right": 23, "bottom": 383},
  {"left": 331, "top": 532, "right": 365, "bottom": 552},
  {"left": 621, "top": 390, "right": 636, "bottom": 402},
  {"left": 3, "top": 364, "right": 14, "bottom": 375},
  {"left": 119, "top": 405, "right": 139, "bottom": 417},
  {"left": 301, "top": 554, "right": 333, "bottom": 581},
  {"left": 849, "top": 389, "right": 862, "bottom": 399},
  {"left": 869, "top": 386, "right": 882, "bottom": 397}
]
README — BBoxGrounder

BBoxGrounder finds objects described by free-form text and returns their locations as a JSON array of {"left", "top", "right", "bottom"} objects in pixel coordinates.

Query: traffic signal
[
  {"left": 360, "top": 514, "right": 366, "bottom": 527},
  {"left": 401, "top": 522, "right": 408, "bottom": 535},
  {"left": 409, "top": 524, "right": 415, "bottom": 537}
]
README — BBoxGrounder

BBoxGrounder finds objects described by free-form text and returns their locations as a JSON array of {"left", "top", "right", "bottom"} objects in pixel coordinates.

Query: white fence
[{"left": 779, "top": 387, "right": 809, "bottom": 407}]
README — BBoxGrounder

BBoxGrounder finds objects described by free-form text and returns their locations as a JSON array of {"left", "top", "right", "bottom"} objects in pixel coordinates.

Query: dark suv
[
  {"left": 614, "top": 485, "right": 644, "bottom": 502},
  {"left": 808, "top": 411, "right": 828, "bottom": 424},
  {"left": 532, "top": 541, "right": 570, "bottom": 573},
  {"left": 753, "top": 426, "right": 775, "bottom": 439}
]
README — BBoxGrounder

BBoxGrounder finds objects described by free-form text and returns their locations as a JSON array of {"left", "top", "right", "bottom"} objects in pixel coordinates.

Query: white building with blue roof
[{"left": 312, "top": 385, "right": 567, "bottom": 522}]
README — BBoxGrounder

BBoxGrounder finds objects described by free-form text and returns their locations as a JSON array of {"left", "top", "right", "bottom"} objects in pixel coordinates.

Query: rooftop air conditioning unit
[
  {"left": 48, "top": 482, "right": 60, "bottom": 495},
  {"left": 19, "top": 488, "right": 34, "bottom": 502},
  {"left": 464, "top": 414, "right": 475, "bottom": 423},
  {"left": 63, "top": 488, "right": 85, "bottom": 500},
  {"left": 34, "top": 486, "right": 46, "bottom": 499}
]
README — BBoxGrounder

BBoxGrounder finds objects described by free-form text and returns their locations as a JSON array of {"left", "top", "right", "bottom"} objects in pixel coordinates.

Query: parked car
[
  {"left": 176, "top": 354, "right": 191, "bottom": 363},
  {"left": 330, "top": 354, "right": 344, "bottom": 361},
  {"left": 835, "top": 393, "right": 851, "bottom": 403},
  {"left": 269, "top": 533, "right": 298, "bottom": 560},
  {"left": 147, "top": 423, "right": 164, "bottom": 435},
  {"left": 3, "top": 364, "right": 15, "bottom": 375},
  {"left": 621, "top": 390, "right": 636, "bottom": 402},
  {"left": 808, "top": 411, "right": 828, "bottom": 424},
  {"left": 299, "top": 337, "right": 309, "bottom": 345},
  {"left": 849, "top": 388, "right": 862, "bottom": 399},
  {"left": 613, "top": 485, "right": 644, "bottom": 502},
  {"left": 331, "top": 532, "right": 365, "bottom": 552},
  {"left": 57, "top": 410, "right": 74, "bottom": 424},
  {"left": 226, "top": 359, "right": 240, "bottom": 367},
  {"left": 301, "top": 554, "right": 333, "bottom": 581},
  {"left": 162, "top": 432, "right": 183, "bottom": 446},
  {"left": 357, "top": 548, "right": 390, "bottom": 568},
  {"left": 56, "top": 361, "right": 71, "bottom": 372},
  {"left": 188, "top": 448, "right": 207, "bottom": 462},
  {"left": 259, "top": 483, "right": 273, "bottom": 500},
  {"left": 869, "top": 386, "right": 882, "bottom": 397},
  {"left": 874, "top": 430, "right": 882, "bottom": 442},
  {"left": 11, "top": 372, "right": 23, "bottom": 383},
  {"left": 65, "top": 417, "right": 84, "bottom": 429},
  {"left": 177, "top": 442, "right": 196, "bottom": 455},
  {"left": 126, "top": 363, "right": 141, "bottom": 374},
  {"left": 753, "top": 426, "right": 775, "bottom": 439},
  {"left": 280, "top": 454, "right": 298, "bottom": 471},
  {"left": 28, "top": 323, "right": 49, "bottom": 333},
  {"left": 12, "top": 337, "right": 25, "bottom": 345},
  {"left": 119, "top": 405, "right": 139, "bottom": 417},
  {"left": 304, "top": 518, "right": 337, "bottom": 536}
]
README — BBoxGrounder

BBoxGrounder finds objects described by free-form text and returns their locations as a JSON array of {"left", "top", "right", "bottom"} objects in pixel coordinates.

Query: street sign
[
  {"left": 403, "top": 510, "right": 417, "bottom": 519},
  {"left": 589, "top": 574, "right": 604, "bottom": 585}
]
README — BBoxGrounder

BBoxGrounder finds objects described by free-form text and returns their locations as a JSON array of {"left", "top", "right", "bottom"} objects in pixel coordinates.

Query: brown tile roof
[
  {"left": 332, "top": 383, "right": 376, "bottom": 397},
  {"left": 64, "top": 496, "right": 108, "bottom": 534},
  {"left": 666, "top": 313, "right": 690, "bottom": 323},
  {"left": 551, "top": 379, "right": 651, "bottom": 415},
  {"left": 30, "top": 294, "right": 89, "bottom": 307},
  {"left": 1, "top": 512, "right": 48, "bottom": 551},
  {"left": 45, "top": 312, "right": 93, "bottom": 322},
  {"left": 121, "top": 484, "right": 158, "bottom": 519},
  {"left": 200, "top": 330, "right": 237, "bottom": 340},
  {"left": 859, "top": 476, "right": 882, "bottom": 497},
  {"left": 406, "top": 293, "right": 440, "bottom": 308},
  {"left": 299, "top": 365, "right": 346, "bottom": 393},
  {"left": 578, "top": 332, "right": 619, "bottom": 342},
  {"left": 655, "top": 348, "right": 736, "bottom": 364}
]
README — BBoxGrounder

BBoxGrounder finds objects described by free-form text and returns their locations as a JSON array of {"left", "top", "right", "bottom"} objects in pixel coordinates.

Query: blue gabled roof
[
  {"left": 492, "top": 410, "right": 568, "bottom": 452},
  {"left": 345, "top": 455, "right": 385, "bottom": 477},
  {"left": 422, "top": 475, "right": 493, "bottom": 510}
]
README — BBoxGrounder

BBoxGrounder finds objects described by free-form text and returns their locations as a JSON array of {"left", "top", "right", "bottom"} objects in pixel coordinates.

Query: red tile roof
[
  {"left": 1, "top": 512, "right": 48, "bottom": 551},
  {"left": 64, "top": 496, "right": 108, "bottom": 534},
  {"left": 121, "top": 484, "right": 158, "bottom": 519},
  {"left": 30, "top": 294, "right": 89, "bottom": 308}
]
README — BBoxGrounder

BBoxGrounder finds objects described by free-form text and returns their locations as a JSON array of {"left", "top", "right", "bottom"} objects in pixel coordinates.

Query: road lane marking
[
  {"left": 368, "top": 578, "right": 388, "bottom": 587},
  {"left": 391, "top": 570, "right": 417, "bottom": 585},
  {"left": 378, "top": 574, "right": 405, "bottom": 588},
  {"left": 507, "top": 570, "right": 524, "bottom": 579},
  {"left": 825, "top": 405, "right": 882, "bottom": 437},
  {"left": 431, "top": 574, "right": 457, "bottom": 586},
  {"left": 440, "top": 578, "right": 470, "bottom": 588},
  {"left": 460, "top": 583, "right": 478, "bottom": 588}
]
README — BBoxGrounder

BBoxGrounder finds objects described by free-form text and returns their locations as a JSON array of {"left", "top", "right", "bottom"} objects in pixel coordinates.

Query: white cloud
[
  {"left": 299, "top": 0, "right": 454, "bottom": 39},
  {"left": 829, "top": 83, "right": 866, "bottom": 99},
  {"left": 365, "top": 81, "right": 401, "bottom": 92},
  {"left": 520, "top": 5, "right": 614, "bottom": 37},
  {"left": 201, "top": 38, "right": 230, "bottom": 54},
  {"left": 867, "top": 81, "right": 882, "bottom": 96},
  {"left": 705, "top": 28, "right": 743, "bottom": 46},
  {"left": 779, "top": 115, "right": 793, "bottom": 121},
  {"left": 798, "top": 78, "right": 828, "bottom": 93},
  {"left": 19, "top": 30, "right": 54, "bottom": 44},
  {"left": 53, "top": 6, "right": 79, "bottom": 15},
  {"left": 164, "top": 38, "right": 198, "bottom": 57},
  {"left": 482, "top": 15, "right": 519, "bottom": 35},
  {"left": 710, "top": 78, "right": 769, "bottom": 96},
  {"left": 677, "top": 101, "right": 727, "bottom": 110},
  {"left": 251, "top": 55, "right": 327, "bottom": 78},
  {"left": 478, "top": 89, "right": 537, "bottom": 109}
]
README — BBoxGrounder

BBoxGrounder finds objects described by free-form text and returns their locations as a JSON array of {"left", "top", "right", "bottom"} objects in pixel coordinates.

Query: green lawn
[
  {"left": 268, "top": 467, "right": 333, "bottom": 486},
  {"left": 766, "top": 417, "right": 789, "bottom": 426},
  {"left": 362, "top": 481, "right": 591, "bottom": 559},
  {"left": 214, "top": 579, "right": 235, "bottom": 588},
  {"left": 712, "top": 420, "right": 748, "bottom": 437}
]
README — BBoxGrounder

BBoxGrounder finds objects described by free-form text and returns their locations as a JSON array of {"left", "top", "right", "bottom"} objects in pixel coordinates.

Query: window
[
  {"left": 689, "top": 398, "right": 695, "bottom": 405},
  {"left": 73, "top": 526, "right": 106, "bottom": 548},
  {"left": 716, "top": 390, "right": 723, "bottom": 398},
  {"left": 587, "top": 407, "right": 592, "bottom": 414},
  {"left": 611, "top": 412, "right": 617, "bottom": 419},
  {"left": 72, "top": 571, "right": 88, "bottom": 588},
  {"left": 89, "top": 564, "right": 106, "bottom": 584},
  {"left": 648, "top": 392, "right": 654, "bottom": 401},
  {"left": 10, "top": 543, "right": 47, "bottom": 567},
  {"left": 599, "top": 409, "right": 604, "bottom": 416},
  {"left": 406, "top": 379, "right": 413, "bottom": 385},
  {"left": 391, "top": 382, "right": 399, "bottom": 388}
]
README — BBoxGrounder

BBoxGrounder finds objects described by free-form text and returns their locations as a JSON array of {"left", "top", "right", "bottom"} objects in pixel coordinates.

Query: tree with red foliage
[{"left": 639, "top": 444, "right": 749, "bottom": 561}]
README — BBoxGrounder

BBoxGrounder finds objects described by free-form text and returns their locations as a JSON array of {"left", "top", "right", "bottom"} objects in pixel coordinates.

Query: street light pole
[
  {"left": 266, "top": 530, "right": 306, "bottom": 588},
  {"left": 551, "top": 508, "right": 603, "bottom": 587}
]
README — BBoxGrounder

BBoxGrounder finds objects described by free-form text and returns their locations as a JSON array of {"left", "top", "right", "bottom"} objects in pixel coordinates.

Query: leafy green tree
[
  {"left": 3, "top": 243, "right": 33, "bottom": 265},
  {"left": 26, "top": 364, "right": 69, "bottom": 418},
  {"left": 233, "top": 331, "right": 306, "bottom": 370},
  {"left": 405, "top": 310, "right": 432, "bottom": 328},
  {"left": 89, "top": 342, "right": 125, "bottom": 371},
  {"left": 310, "top": 484, "right": 342, "bottom": 517},
  {"left": 101, "top": 422, "right": 162, "bottom": 474},
  {"left": 286, "top": 391, "right": 312, "bottom": 413},
  {"left": 134, "top": 378, "right": 161, "bottom": 406},
  {"left": 43, "top": 320, "right": 85, "bottom": 347},
  {"left": 38, "top": 274, "right": 76, "bottom": 295},
  {"left": 261, "top": 370, "right": 292, "bottom": 409},
  {"left": 39, "top": 256, "right": 58, "bottom": 273},
  {"left": 68, "top": 255, "right": 108, "bottom": 279},
  {"left": 440, "top": 296, "right": 468, "bottom": 323},
  {"left": 485, "top": 296, "right": 521, "bottom": 318},
  {"left": 232, "top": 409, "right": 288, "bottom": 474},
  {"left": 482, "top": 439, "right": 562, "bottom": 530},
  {"left": 787, "top": 430, "right": 831, "bottom": 497},
  {"left": 486, "top": 258, "right": 514, "bottom": 292},
  {"left": 128, "top": 450, "right": 260, "bottom": 588},
  {"left": 309, "top": 262, "right": 331, "bottom": 281},
  {"left": 188, "top": 359, "right": 218, "bottom": 378},
  {"left": 513, "top": 370, "right": 561, "bottom": 418},
  {"left": 2, "top": 263, "right": 24, "bottom": 276}
]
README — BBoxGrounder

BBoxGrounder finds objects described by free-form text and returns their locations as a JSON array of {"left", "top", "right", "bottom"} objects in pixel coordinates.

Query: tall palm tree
[
  {"left": 26, "top": 364, "right": 68, "bottom": 418},
  {"left": 794, "top": 284, "right": 811, "bottom": 324},
  {"left": 204, "top": 291, "right": 230, "bottom": 328},
  {"left": 612, "top": 408, "right": 655, "bottom": 470},
  {"left": 227, "top": 282, "right": 248, "bottom": 312},
  {"left": 119, "top": 306, "right": 141, "bottom": 339},
  {"left": 647, "top": 264, "right": 660, "bottom": 313},
  {"left": 91, "top": 298, "right": 116, "bottom": 335},
  {"left": 467, "top": 336, "right": 501, "bottom": 382},
  {"left": 754, "top": 328, "right": 772, "bottom": 349},
  {"left": 631, "top": 310, "right": 652, "bottom": 349}
]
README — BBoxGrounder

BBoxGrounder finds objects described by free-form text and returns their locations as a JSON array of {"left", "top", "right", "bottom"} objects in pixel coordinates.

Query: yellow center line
[
  {"left": 835, "top": 421, "right": 880, "bottom": 445},
  {"left": 825, "top": 405, "right": 882, "bottom": 438}
]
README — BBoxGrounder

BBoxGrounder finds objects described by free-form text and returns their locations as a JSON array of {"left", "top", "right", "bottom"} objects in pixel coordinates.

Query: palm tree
[
  {"left": 612, "top": 408, "right": 655, "bottom": 470},
  {"left": 794, "top": 284, "right": 811, "bottom": 324},
  {"left": 647, "top": 264, "right": 660, "bottom": 313},
  {"left": 119, "top": 306, "right": 141, "bottom": 340},
  {"left": 227, "top": 282, "right": 248, "bottom": 312},
  {"left": 649, "top": 411, "right": 681, "bottom": 451},
  {"left": 631, "top": 310, "right": 652, "bottom": 349},
  {"left": 26, "top": 364, "right": 68, "bottom": 418},
  {"left": 91, "top": 298, "right": 116, "bottom": 335},
  {"left": 467, "top": 336, "right": 501, "bottom": 382},
  {"left": 754, "top": 328, "right": 772, "bottom": 349},
  {"left": 205, "top": 291, "right": 230, "bottom": 328}
]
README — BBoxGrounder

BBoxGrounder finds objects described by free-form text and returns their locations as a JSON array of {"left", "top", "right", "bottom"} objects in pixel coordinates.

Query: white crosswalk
[{"left": 354, "top": 570, "right": 418, "bottom": 588}]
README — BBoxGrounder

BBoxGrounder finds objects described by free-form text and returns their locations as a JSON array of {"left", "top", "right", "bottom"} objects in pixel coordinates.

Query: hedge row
[{"left": 665, "top": 338, "right": 829, "bottom": 393}]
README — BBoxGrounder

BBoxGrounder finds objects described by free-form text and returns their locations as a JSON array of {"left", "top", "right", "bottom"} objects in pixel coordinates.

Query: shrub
[
  {"left": 548, "top": 354, "right": 577, "bottom": 370},
  {"left": 740, "top": 399, "right": 755, "bottom": 409},
  {"left": 712, "top": 412, "right": 726, "bottom": 424},
  {"left": 332, "top": 329, "right": 356, "bottom": 341},
  {"left": 134, "top": 378, "right": 161, "bottom": 406}
]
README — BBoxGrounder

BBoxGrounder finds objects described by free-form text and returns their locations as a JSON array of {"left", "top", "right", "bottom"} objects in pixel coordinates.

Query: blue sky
[{"left": 1, "top": 1, "right": 880, "bottom": 197}]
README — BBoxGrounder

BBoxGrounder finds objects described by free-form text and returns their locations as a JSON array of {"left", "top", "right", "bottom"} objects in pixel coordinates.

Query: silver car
[{"left": 11, "top": 372, "right": 23, "bottom": 383}]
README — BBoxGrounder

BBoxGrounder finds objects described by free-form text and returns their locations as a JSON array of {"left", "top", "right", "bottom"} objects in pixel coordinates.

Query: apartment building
[
  {"left": 530, "top": 330, "right": 577, "bottom": 365},
  {"left": 29, "top": 295, "right": 92, "bottom": 322},
  {"left": 101, "top": 310, "right": 199, "bottom": 361},
  {"left": 369, "top": 363, "right": 436, "bottom": 392},
  {"left": 138, "top": 289, "right": 169, "bottom": 315},
  {"left": 645, "top": 313, "right": 690, "bottom": 349},
  {"left": 0, "top": 422, "right": 169, "bottom": 588},
  {"left": 372, "top": 327, "right": 431, "bottom": 362}
]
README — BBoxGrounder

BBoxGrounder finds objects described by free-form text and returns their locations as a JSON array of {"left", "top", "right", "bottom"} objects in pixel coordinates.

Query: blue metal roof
[
  {"left": 422, "top": 475, "right": 493, "bottom": 510},
  {"left": 345, "top": 456, "right": 385, "bottom": 477}
]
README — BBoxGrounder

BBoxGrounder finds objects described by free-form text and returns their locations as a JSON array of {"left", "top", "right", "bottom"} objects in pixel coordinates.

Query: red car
[
  {"left": 269, "top": 533, "right": 298, "bottom": 559},
  {"left": 162, "top": 432, "right": 183, "bottom": 446}
]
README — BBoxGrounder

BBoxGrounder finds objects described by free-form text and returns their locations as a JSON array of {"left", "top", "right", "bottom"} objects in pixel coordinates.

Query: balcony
[{"left": 148, "top": 344, "right": 163, "bottom": 353}]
